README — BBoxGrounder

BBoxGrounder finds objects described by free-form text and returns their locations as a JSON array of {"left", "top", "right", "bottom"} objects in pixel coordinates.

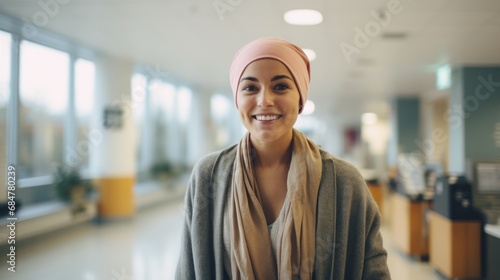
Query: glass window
[
  {"left": 0, "top": 31, "right": 11, "bottom": 202},
  {"left": 177, "top": 87, "right": 192, "bottom": 164},
  {"left": 177, "top": 87, "right": 192, "bottom": 125},
  {"left": 149, "top": 80, "right": 176, "bottom": 164},
  {"left": 132, "top": 73, "right": 147, "bottom": 122},
  {"left": 74, "top": 58, "right": 95, "bottom": 171},
  {"left": 210, "top": 94, "right": 232, "bottom": 149},
  {"left": 211, "top": 93, "right": 230, "bottom": 122},
  {"left": 132, "top": 73, "right": 149, "bottom": 178},
  {"left": 18, "top": 40, "right": 69, "bottom": 179},
  {"left": 0, "top": 31, "right": 10, "bottom": 110}
]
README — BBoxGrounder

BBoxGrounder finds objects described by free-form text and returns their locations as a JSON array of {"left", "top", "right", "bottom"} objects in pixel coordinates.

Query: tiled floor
[{"left": 0, "top": 199, "right": 443, "bottom": 280}]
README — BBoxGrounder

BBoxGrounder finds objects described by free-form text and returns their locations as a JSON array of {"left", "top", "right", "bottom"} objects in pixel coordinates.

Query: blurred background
[{"left": 0, "top": 0, "right": 500, "bottom": 279}]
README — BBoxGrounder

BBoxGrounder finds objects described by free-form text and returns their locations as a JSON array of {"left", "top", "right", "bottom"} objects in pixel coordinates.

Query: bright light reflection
[
  {"left": 436, "top": 65, "right": 451, "bottom": 90},
  {"left": 131, "top": 73, "right": 147, "bottom": 121},
  {"left": 302, "top": 100, "right": 315, "bottom": 115},
  {"left": 150, "top": 80, "right": 175, "bottom": 120},
  {"left": 302, "top": 48, "right": 316, "bottom": 62},
  {"left": 0, "top": 31, "right": 11, "bottom": 108},
  {"left": 177, "top": 87, "right": 192, "bottom": 125},
  {"left": 20, "top": 40, "right": 69, "bottom": 115},
  {"left": 362, "top": 112, "right": 378, "bottom": 125},
  {"left": 75, "top": 59, "right": 95, "bottom": 120},
  {"left": 211, "top": 94, "right": 230, "bottom": 121}
]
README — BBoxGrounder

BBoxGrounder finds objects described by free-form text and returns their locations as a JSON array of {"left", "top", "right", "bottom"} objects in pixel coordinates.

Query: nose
[{"left": 257, "top": 88, "right": 273, "bottom": 107}]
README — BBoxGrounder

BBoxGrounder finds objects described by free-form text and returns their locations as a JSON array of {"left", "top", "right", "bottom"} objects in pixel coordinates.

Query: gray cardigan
[{"left": 176, "top": 145, "right": 390, "bottom": 279}]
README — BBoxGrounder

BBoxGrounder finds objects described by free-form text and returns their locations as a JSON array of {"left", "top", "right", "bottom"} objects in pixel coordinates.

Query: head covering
[{"left": 229, "top": 38, "right": 310, "bottom": 113}]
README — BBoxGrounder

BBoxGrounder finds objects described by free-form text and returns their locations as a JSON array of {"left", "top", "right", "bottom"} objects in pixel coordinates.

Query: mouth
[{"left": 253, "top": 114, "right": 283, "bottom": 121}]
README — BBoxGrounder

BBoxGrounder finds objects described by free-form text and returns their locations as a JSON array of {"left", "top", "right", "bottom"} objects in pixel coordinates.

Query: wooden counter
[
  {"left": 367, "top": 182, "right": 384, "bottom": 214},
  {"left": 485, "top": 225, "right": 500, "bottom": 280},
  {"left": 391, "top": 193, "right": 431, "bottom": 259},
  {"left": 429, "top": 211, "right": 482, "bottom": 279}
]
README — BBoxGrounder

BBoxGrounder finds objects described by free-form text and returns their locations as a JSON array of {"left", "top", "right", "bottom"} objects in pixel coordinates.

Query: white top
[
  {"left": 222, "top": 189, "right": 289, "bottom": 277},
  {"left": 485, "top": 224, "right": 500, "bottom": 239}
]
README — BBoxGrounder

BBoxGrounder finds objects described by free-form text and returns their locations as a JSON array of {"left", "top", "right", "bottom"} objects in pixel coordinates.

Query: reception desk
[
  {"left": 367, "top": 181, "right": 384, "bottom": 214},
  {"left": 361, "top": 169, "right": 384, "bottom": 214},
  {"left": 485, "top": 224, "right": 500, "bottom": 280},
  {"left": 391, "top": 193, "right": 432, "bottom": 259},
  {"left": 429, "top": 211, "right": 482, "bottom": 279}
]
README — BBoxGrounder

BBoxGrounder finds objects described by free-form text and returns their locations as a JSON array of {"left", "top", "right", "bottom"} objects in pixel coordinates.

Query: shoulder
[
  {"left": 187, "top": 144, "right": 237, "bottom": 195},
  {"left": 185, "top": 144, "right": 237, "bottom": 210},
  {"left": 319, "top": 150, "right": 365, "bottom": 185},
  {"left": 191, "top": 144, "right": 238, "bottom": 178},
  {"left": 319, "top": 150, "right": 368, "bottom": 199}
]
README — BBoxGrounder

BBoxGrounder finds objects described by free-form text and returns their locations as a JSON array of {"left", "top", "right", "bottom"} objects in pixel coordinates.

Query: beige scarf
[{"left": 230, "top": 129, "right": 322, "bottom": 279}]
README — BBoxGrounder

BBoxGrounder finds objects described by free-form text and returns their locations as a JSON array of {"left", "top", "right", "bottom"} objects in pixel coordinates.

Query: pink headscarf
[{"left": 229, "top": 38, "right": 310, "bottom": 113}]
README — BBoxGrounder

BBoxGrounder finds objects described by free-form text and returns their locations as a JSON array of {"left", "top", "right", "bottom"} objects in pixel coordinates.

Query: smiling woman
[
  {"left": 176, "top": 38, "right": 391, "bottom": 280},
  {"left": 236, "top": 59, "right": 300, "bottom": 147}
]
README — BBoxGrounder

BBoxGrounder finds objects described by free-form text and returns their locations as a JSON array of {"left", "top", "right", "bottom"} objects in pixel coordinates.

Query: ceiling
[{"left": 1, "top": 0, "right": 500, "bottom": 124}]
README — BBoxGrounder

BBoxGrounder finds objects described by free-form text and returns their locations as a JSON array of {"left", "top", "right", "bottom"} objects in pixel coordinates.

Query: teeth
[{"left": 255, "top": 115, "right": 279, "bottom": 121}]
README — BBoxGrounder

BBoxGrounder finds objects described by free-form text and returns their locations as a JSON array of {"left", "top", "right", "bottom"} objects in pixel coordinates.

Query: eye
[
  {"left": 242, "top": 84, "right": 258, "bottom": 92},
  {"left": 274, "top": 83, "right": 289, "bottom": 91}
]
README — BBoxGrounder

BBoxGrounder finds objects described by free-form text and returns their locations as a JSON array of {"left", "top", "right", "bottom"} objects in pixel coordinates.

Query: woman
[{"left": 176, "top": 38, "right": 390, "bottom": 279}]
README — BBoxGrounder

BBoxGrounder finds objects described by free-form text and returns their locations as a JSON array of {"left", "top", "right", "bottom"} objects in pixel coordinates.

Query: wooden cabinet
[
  {"left": 367, "top": 182, "right": 383, "bottom": 214},
  {"left": 391, "top": 193, "right": 431, "bottom": 258},
  {"left": 485, "top": 225, "right": 500, "bottom": 280},
  {"left": 429, "top": 211, "right": 482, "bottom": 279}
]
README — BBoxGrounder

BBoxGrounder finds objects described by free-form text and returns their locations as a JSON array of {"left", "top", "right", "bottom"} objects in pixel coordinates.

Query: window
[
  {"left": 149, "top": 80, "right": 176, "bottom": 164},
  {"left": 18, "top": 40, "right": 69, "bottom": 179},
  {"left": 177, "top": 87, "right": 192, "bottom": 125},
  {"left": 131, "top": 73, "right": 147, "bottom": 123},
  {"left": 0, "top": 30, "right": 10, "bottom": 112},
  {"left": 211, "top": 94, "right": 232, "bottom": 149},
  {"left": 132, "top": 73, "right": 148, "bottom": 177},
  {"left": 74, "top": 58, "right": 95, "bottom": 171},
  {"left": 0, "top": 30, "right": 11, "bottom": 202},
  {"left": 177, "top": 87, "right": 192, "bottom": 164}
]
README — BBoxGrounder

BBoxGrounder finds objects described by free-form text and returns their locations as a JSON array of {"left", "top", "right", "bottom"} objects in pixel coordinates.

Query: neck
[{"left": 251, "top": 130, "right": 294, "bottom": 168}]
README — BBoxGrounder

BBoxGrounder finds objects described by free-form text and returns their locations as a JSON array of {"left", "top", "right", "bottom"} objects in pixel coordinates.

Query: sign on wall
[{"left": 103, "top": 105, "right": 124, "bottom": 130}]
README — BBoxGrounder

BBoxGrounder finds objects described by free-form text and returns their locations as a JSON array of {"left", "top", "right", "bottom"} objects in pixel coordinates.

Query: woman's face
[{"left": 237, "top": 58, "right": 301, "bottom": 145}]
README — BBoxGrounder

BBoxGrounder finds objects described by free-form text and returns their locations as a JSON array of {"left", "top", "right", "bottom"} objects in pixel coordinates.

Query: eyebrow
[{"left": 239, "top": 75, "right": 293, "bottom": 83}]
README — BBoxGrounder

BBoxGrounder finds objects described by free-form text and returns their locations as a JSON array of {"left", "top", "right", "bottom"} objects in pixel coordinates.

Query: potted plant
[
  {"left": 150, "top": 161, "right": 174, "bottom": 181},
  {"left": 53, "top": 167, "right": 94, "bottom": 215}
]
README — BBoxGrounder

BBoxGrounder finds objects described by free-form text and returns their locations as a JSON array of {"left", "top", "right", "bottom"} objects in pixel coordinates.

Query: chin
[{"left": 250, "top": 128, "right": 291, "bottom": 144}]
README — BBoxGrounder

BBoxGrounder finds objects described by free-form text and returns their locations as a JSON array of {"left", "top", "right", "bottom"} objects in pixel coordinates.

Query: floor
[{"left": 0, "top": 199, "right": 444, "bottom": 280}]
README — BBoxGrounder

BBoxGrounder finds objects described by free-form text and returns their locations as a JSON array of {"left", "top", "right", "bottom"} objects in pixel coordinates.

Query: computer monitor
[
  {"left": 474, "top": 162, "right": 500, "bottom": 194},
  {"left": 470, "top": 161, "right": 500, "bottom": 224}
]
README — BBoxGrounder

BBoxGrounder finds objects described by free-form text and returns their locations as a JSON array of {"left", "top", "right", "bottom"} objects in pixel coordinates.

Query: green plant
[
  {"left": 53, "top": 167, "right": 94, "bottom": 202},
  {"left": 150, "top": 161, "right": 174, "bottom": 178}
]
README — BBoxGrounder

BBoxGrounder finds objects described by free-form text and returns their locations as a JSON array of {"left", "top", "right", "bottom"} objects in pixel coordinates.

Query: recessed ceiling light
[
  {"left": 302, "top": 48, "right": 316, "bottom": 61},
  {"left": 284, "top": 9, "right": 323, "bottom": 26}
]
